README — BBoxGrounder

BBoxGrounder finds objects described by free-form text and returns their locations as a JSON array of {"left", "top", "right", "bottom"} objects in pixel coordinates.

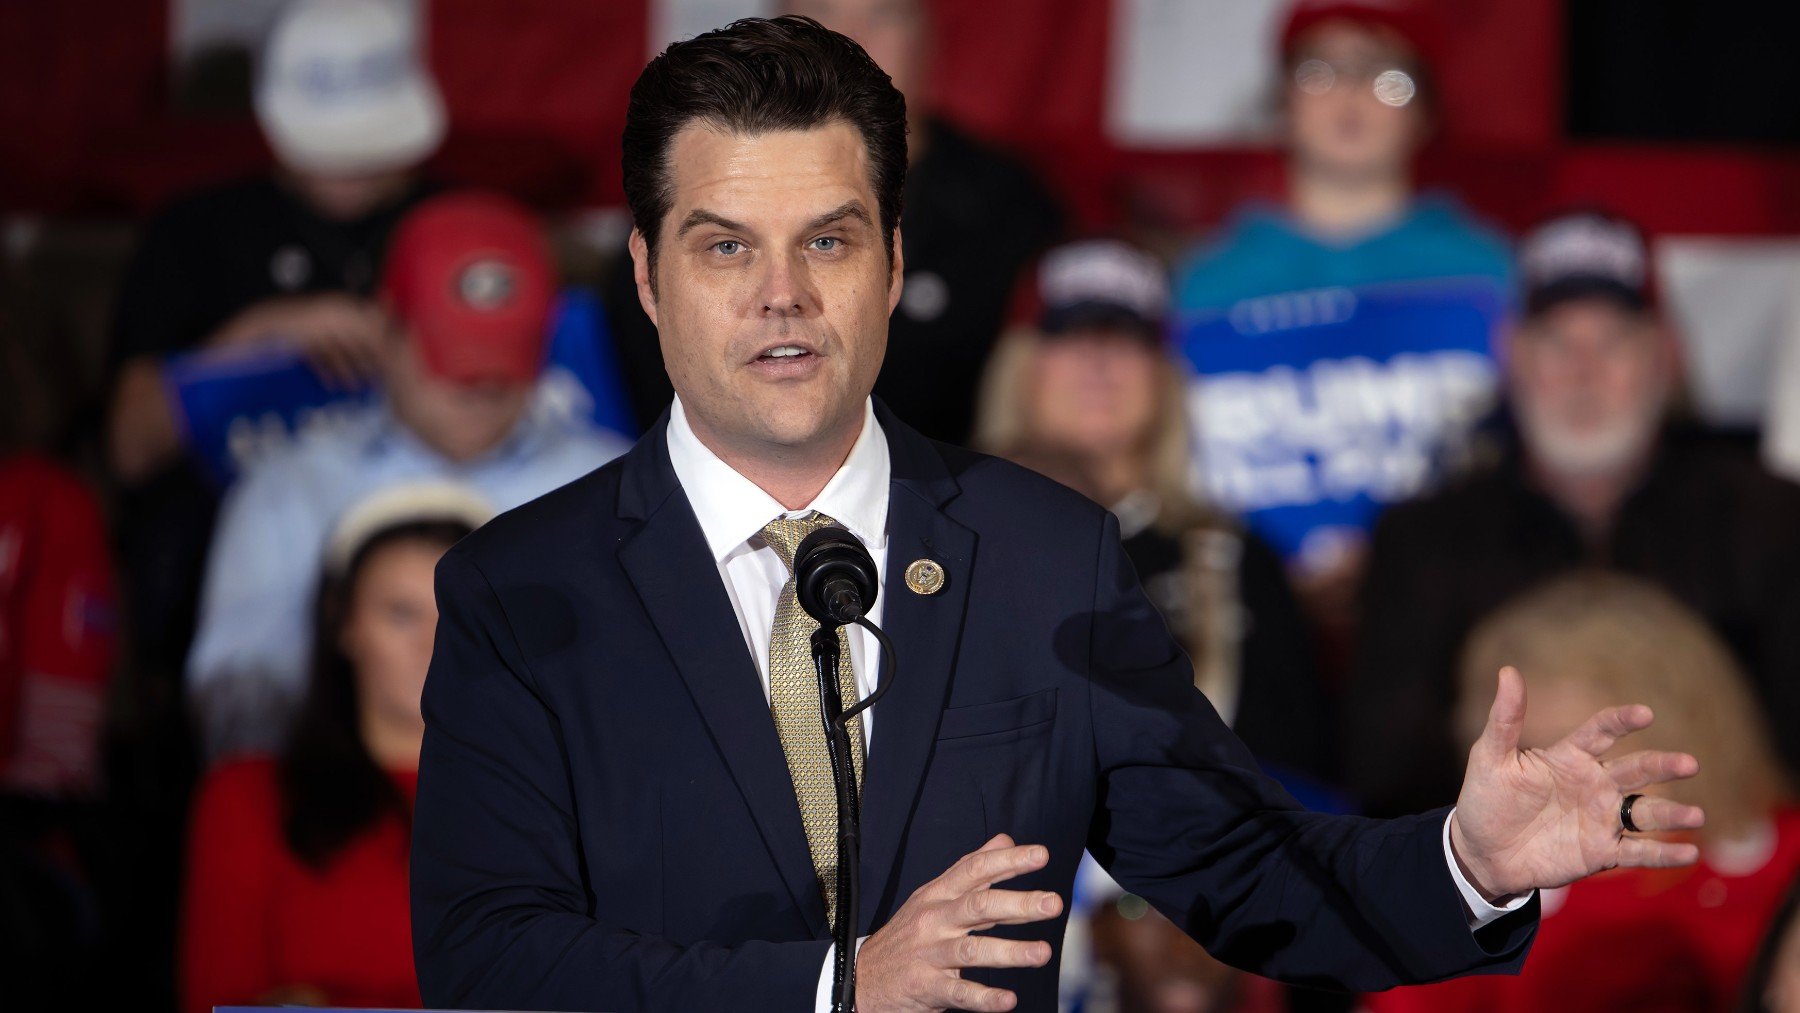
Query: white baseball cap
[
  {"left": 323, "top": 481, "right": 495, "bottom": 576},
  {"left": 254, "top": 0, "right": 447, "bottom": 176}
]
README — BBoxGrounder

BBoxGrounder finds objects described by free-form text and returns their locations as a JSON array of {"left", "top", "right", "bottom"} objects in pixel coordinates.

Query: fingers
[
  {"left": 1604, "top": 750, "right": 1700, "bottom": 792},
  {"left": 1476, "top": 666, "right": 1526, "bottom": 761},
  {"left": 936, "top": 837, "right": 1049, "bottom": 897},
  {"left": 953, "top": 887, "right": 1063, "bottom": 930},
  {"left": 941, "top": 978, "right": 1019, "bottom": 1012},
  {"left": 1565, "top": 703, "right": 1654, "bottom": 758},
  {"left": 1617, "top": 835, "right": 1701, "bottom": 870},
  {"left": 1620, "top": 794, "right": 1705, "bottom": 835},
  {"left": 299, "top": 330, "right": 377, "bottom": 389},
  {"left": 935, "top": 935, "right": 1053, "bottom": 970}
]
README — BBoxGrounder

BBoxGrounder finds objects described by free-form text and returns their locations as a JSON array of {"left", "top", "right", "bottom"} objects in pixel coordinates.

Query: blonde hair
[
  {"left": 974, "top": 326, "right": 1253, "bottom": 716},
  {"left": 1458, "top": 572, "right": 1790, "bottom": 840},
  {"left": 973, "top": 326, "right": 1210, "bottom": 534}
]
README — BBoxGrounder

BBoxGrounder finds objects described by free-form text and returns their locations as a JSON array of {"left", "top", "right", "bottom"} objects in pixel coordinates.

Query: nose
[{"left": 756, "top": 248, "right": 816, "bottom": 318}]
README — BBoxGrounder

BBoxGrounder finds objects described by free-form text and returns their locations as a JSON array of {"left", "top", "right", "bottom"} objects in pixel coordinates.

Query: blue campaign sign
[
  {"left": 1176, "top": 276, "right": 1509, "bottom": 568},
  {"left": 165, "top": 288, "right": 639, "bottom": 486}
]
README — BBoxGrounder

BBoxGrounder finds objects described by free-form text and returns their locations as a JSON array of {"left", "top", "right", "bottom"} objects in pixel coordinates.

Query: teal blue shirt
[
  {"left": 1174, "top": 196, "right": 1512, "bottom": 311},
  {"left": 1173, "top": 197, "right": 1513, "bottom": 569}
]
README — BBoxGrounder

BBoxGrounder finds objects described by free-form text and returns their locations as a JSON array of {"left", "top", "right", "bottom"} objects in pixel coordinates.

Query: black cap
[
  {"left": 1034, "top": 239, "right": 1169, "bottom": 339},
  {"left": 1518, "top": 210, "right": 1652, "bottom": 316}
]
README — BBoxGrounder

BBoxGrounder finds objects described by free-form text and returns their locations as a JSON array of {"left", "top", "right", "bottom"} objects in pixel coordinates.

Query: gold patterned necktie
[{"left": 760, "top": 510, "right": 866, "bottom": 928}]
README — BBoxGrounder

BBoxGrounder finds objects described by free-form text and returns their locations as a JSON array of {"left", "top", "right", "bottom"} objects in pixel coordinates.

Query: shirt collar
[{"left": 666, "top": 395, "right": 890, "bottom": 564}]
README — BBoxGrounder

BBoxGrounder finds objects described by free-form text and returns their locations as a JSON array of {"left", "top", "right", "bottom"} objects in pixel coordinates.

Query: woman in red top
[
  {"left": 180, "top": 483, "right": 492, "bottom": 1013},
  {"left": 1367, "top": 573, "right": 1799, "bottom": 1013}
]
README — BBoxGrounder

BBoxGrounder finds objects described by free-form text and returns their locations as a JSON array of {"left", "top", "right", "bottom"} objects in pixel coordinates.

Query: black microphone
[
  {"left": 794, "top": 525, "right": 879, "bottom": 628},
  {"left": 792, "top": 525, "right": 897, "bottom": 1012}
]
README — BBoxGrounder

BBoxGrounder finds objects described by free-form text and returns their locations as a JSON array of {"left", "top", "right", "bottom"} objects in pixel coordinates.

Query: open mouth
[{"left": 755, "top": 344, "right": 816, "bottom": 363}]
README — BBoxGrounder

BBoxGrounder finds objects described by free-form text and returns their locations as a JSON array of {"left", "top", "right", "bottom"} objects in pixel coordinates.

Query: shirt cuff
[
  {"left": 815, "top": 936, "right": 869, "bottom": 1011},
  {"left": 1443, "top": 809, "right": 1534, "bottom": 930}
]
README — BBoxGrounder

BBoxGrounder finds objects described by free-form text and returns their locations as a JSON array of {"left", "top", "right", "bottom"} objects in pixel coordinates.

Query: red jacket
[
  {"left": 1367, "top": 807, "right": 1800, "bottom": 1013},
  {"left": 0, "top": 454, "right": 114, "bottom": 795},
  {"left": 180, "top": 757, "right": 420, "bottom": 1013}
]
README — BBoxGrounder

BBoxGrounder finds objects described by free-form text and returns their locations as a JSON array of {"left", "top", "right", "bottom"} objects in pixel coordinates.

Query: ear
[
  {"left": 334, "top": 595, "right": 362, "bottom": 664},
  {"left": 1651, "top": 317, "right": 1688, "bottom": 392},
  {"left": 887, "top": 226, "right": 906, "bottom": 316},
  {"left": 1499, "top": 319, "right": 1530, "bottom": 385},
  {"left": 629, "top": 227, "right": 659, "bottom": 327},
  {"left": 379, "top": 317, "right": 412, "bottom": 374}
]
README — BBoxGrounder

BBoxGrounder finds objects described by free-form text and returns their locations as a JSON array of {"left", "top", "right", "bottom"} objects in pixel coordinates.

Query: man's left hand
[{"left": 1449, "top": 666, "right": 1705, "bottom": 902}]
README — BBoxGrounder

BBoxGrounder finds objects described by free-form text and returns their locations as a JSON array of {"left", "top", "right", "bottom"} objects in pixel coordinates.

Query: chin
[
  {"left": 751, "top": 409, "right": 835, "bottom": 448},
  {"left": 748, "top": 390, "right": 860, "bottom": 444}
]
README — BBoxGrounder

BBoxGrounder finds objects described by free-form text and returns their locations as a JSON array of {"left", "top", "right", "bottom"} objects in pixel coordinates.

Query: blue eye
[
  {"left": 811, "top": 237, "right": 840, "bottom": 252},
  {"left": 714, "top": 240, "right": 742, "bottom": 256}
]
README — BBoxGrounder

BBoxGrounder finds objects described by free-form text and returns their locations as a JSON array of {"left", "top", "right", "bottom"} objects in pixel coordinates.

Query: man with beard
[{"left": 1348, "top": 209, "right": 1800, "bottom": 818}]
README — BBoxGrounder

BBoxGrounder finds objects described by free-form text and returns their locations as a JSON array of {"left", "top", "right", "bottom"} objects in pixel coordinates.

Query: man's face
[
  {"left": 1285, "top": 21, "right": 1427, "bottom": 181},
  {"left": 383, "top": 330, "right": 534, "bottom": 463},
  {"left": 788, "top": 0, "right": 928, "bottom": 100},
  {"left": 631, "top": 121, "right": 902, "bottom": 457},
  {"left": 1508, "top": 297, "right": 1674, "bottom": 477}
]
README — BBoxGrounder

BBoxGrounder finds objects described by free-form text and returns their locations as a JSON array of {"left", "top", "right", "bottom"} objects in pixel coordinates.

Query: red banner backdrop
[{"left": 2, "top": 0, "right": 1798, "bottom": 238}]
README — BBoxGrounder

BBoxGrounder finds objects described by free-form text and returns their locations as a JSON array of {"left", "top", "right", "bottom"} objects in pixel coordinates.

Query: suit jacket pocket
[{"left": 935, "top": 688, "right": 1057, "bottom": 742}]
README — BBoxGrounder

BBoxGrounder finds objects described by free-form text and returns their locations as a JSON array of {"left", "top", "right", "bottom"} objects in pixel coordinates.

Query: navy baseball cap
[
  {"left": 1032, "top": 239, "right": 1170, "bottom": 340},
  {"left": 1518, "top": 210, "right": 1653, "bottom": 316}
]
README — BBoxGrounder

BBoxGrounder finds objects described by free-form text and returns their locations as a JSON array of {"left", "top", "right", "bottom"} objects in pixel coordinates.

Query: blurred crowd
[{"left": 2, "top": 1, "right": 1798, "bottom": 1012}]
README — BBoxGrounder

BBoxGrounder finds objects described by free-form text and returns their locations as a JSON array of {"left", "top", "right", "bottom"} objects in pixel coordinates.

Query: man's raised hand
[
  {"left": 1449, "top": 666, "right": 1706, "bottom": 902},
  {"left": 857, "top": 834, "right": 1063, "bottom": 1012}
]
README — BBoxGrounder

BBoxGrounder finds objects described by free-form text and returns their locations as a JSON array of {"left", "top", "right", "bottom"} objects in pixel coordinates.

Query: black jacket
[{"left": 1349, "top": 435, "right": 1800, "bottom": 817}]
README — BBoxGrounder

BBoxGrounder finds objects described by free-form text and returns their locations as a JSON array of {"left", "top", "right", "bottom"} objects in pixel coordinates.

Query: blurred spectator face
[
  {"left": 631, "top": 121, "right": 900, "bottom": 454},
  {"left": 1025, "top": 329, "right": 1162, "bottom": 460},
  {"left": 379, "top": 192, "right": 556, "bottom": 462},
  {"left": 788, "top": 0, "right": 929, "bottom": 101},
  {"left": 336, "top": 535, "right": 444, "bottom": 741},
  {"left": 1285, "top": 20, "right": 1427, "bottom": 180},
  {"left": 383, "top": 327, "right": 534, "bottom": 463},
  {"left": 1509, "top": 297, "right": 1673, "bottom": 478},
  {"left": 286, "top": 166, "right": 415, "bottom": 222}
]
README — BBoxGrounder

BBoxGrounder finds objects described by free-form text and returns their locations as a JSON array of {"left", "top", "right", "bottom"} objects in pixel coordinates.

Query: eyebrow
[
  {"left": 676, "top": 209, "right": 748, "bottom": 239},
  {"left": 673, "top": 200, "right": 874, "bottom": 240},
  {"left": 804, "top": 200, "right": 873, "bottom": 233}
]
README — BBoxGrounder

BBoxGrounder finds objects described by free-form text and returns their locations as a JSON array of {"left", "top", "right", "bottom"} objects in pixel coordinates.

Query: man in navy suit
[{"left": 411, "top": 16, "right": 1706, "bottom": 1012}]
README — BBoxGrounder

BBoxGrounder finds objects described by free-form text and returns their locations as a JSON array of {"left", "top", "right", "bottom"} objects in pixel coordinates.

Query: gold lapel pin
[{"left": 905, "top": 558, "right": 946, "bottom": 596}]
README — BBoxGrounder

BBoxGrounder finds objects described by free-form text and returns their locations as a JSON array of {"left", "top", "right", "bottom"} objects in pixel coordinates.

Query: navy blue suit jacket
[{"left": 411, "top": 404, "right": 1536, "bottom": 1011}]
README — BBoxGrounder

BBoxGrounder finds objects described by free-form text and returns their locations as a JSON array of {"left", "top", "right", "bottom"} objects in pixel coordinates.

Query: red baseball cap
[
  {"left": 381, "top": 191, "right": 556, "bottom": 385},
  {"left": 1278, "top": 0, "right": 1442, "bottom": 72}
]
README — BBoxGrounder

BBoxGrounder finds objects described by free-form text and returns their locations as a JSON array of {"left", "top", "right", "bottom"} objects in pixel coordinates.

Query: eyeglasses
[{"left": 1292, "top": 58, "right": 1418, "bottom": 108}]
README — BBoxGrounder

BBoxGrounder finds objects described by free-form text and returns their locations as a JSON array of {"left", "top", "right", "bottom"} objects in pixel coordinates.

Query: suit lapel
[
  {"left": 615, "top": 417, "right": 831, "bottom": 936},
  {"left": 858, "top": 405, "right": 976, "bottom": 931}
]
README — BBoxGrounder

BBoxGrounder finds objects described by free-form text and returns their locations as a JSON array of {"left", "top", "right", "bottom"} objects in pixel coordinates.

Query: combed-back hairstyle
[{"left": 621, "top": 15, "right": 908, "bottom": 274}]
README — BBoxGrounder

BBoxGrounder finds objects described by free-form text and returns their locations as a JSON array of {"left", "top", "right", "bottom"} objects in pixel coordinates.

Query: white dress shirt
[
  {"left": 664, "top": 395, "right": 1526, "bottom": 1007},
  {"left": 665, "top": 395, "right": 889, "bottom": 746},
  {"left": 666, "top": 396, "right": 887, "bottom": 1012}
]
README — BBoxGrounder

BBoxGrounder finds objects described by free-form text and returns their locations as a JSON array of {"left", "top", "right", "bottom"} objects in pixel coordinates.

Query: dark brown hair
[
  {"left": 622, "top": 15, "right": 908, "bottom": 272},
  {"left": 279, "top": 519, "right": 473, "bottom": 869}
]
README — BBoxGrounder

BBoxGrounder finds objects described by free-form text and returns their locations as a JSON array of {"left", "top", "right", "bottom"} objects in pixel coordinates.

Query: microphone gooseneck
[{"left": 792, "top": 525, "right": 894, "bottom": 1012}]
